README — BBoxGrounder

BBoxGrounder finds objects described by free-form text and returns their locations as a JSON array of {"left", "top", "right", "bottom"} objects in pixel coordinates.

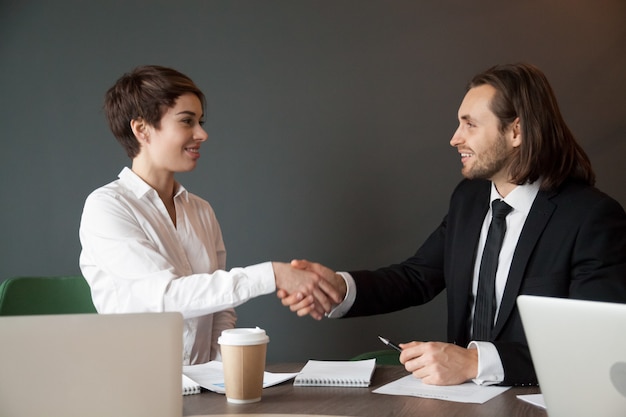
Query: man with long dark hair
[{"left": 279, "top": 63, "right": 626, "bottom": 386}]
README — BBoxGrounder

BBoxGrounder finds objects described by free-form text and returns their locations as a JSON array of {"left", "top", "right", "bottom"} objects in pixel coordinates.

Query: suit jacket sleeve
[{"left": 346, "top": 220, "right": 448, "bottom": 317}]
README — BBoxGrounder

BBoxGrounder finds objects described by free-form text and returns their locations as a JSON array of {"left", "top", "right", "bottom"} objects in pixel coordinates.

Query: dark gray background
[{"left": 1, "top": 0, "right": 625, "bottom": 362}]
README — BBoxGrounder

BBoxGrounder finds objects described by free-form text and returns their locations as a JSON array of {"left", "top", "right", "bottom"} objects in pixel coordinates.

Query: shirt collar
[
  {"left": 490, "top": 180, "right": 541, "bottom": 216},
  {"left": 118, "top": 167, "right": 189, "bottom": 201}
]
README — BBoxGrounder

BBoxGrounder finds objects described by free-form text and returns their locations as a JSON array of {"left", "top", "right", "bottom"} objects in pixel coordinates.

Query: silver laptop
[
  {"left": 0, "top": 312, "right": 183, "bottom": 417},
  {"left": 518, "top": 295, "right": 626, "bottom": 417}
]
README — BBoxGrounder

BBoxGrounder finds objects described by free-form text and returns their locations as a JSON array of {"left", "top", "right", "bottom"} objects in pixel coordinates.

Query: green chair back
[
  {"left": 0, "top": 275, "right": 97, "bottom": 315},
  {"left": 350, "top": 349, "right": 401, "bottom": 365}
]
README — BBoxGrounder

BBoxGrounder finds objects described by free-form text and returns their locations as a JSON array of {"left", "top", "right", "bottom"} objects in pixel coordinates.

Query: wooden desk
[{"left": 183, "top": 363, "right": 547, "bottom": 417}]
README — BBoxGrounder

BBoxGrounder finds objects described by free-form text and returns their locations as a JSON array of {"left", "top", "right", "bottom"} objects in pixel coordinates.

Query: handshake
[{"left": 272, "top": 259, "right": 346, "bottom": 320}]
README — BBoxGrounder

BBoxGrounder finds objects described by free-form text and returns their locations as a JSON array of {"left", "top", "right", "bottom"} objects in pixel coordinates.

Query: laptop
[
  {"left": 0, "top": 312, "right": 183, "bottom": 417},
  {"left": 517, "top": 295, "right": 626, "bottom": 417}
]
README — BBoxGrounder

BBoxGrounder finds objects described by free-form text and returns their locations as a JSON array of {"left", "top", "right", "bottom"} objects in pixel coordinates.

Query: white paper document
[
  {"left": 182, "top": 361, "right": 299, "bottom": 394},
  {"left": 517, "top": 393, "right": 546, "bottom": 409},
  {"left": 373, "top": 375, "right": 510, "bottom": 404}
]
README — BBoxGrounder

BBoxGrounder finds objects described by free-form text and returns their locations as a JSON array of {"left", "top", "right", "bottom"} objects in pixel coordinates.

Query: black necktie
[{"left": 473, "top": 199, "right": 513, "bottom": 341}]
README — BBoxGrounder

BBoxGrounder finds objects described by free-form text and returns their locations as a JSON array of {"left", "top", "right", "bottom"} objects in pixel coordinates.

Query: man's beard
[{"left": 462, "top": 133, "right": 513, "bottom": 180}]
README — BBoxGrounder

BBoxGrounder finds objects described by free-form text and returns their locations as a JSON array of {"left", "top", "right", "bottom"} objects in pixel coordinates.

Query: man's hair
[
  {"left": 468, "top": 63, "right": 595, "bottom": 190},
  {"left": 104, "top": 65, "right": 206, "bottom": 158}
]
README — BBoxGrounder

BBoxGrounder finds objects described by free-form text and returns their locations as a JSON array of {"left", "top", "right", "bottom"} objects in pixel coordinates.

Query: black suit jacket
[{"left": 346, "top": 178, "right": 626, "bottom": 385}]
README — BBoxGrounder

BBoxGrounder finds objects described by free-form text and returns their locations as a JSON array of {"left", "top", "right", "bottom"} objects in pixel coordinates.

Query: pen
[{"left": 378, "top": 335, "right": 402, "bottom": 352}]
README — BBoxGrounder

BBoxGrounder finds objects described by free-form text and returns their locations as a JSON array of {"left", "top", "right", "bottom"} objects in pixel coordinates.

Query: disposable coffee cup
[{"left": 218, "top": 327, "right": 269, "bottom": 404}]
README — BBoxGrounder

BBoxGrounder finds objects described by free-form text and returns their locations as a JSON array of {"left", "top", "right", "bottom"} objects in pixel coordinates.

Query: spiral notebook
[
  {"left": 182, "top": 374, "right": 201, "bottom": 395},
  {"left": 294, "top": 359, "right": 376, "bottom": 387}
]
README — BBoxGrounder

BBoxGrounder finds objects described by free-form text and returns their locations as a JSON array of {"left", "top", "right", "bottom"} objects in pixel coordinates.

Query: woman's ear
[{"left": 130, "top": 118, "right": 150, "bottom": 143}]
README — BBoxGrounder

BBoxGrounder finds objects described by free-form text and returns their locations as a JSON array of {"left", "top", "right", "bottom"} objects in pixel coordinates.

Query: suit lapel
[
  {"left": 493, "top": 188, "right": 557, "bottom": 338},
  {"left": 448, "top": 182, "right": 490, "bottom": 345}
]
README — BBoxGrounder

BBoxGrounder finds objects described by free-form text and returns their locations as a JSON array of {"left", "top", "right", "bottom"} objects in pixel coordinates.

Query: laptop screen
[
  {"left": 0, "top": 312, "right": 183, "bottom": 417},
  {"left": 518, "top": 295, "right": 626, "bottom": 417}
]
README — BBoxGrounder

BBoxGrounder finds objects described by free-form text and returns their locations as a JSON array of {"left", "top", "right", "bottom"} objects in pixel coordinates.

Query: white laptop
[
  {"left": 0, "top": 312, "right": 183, "bottom": 417},
  {"left": 517, "top": 295, "right": 626, "bottom": 417}
]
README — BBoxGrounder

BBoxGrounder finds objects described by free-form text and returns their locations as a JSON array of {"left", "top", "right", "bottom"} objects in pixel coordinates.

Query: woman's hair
[
  {"left": 104, "top": 65, "right": 206, "bottom": 158},
  {"left": 469, "top": 63, "right": 595, "bottom": 189}
]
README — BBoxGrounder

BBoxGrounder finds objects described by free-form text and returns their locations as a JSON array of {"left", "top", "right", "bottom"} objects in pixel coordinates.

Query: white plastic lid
[{"left": 218, "top": 327, "right": 269, "bottom": 346}]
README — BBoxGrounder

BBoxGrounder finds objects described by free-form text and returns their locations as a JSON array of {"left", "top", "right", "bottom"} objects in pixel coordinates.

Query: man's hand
[
  {"left": 399, "top": 341, "right": 478, "bottom": 385},
  {"left": 276, "top": 259, "right": 347, "bottom": 320},
  {"left": 272, "top": 261, "right": 344, "bottom": 320}
]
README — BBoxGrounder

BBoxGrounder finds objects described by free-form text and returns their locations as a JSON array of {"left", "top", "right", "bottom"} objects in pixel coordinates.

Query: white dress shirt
[
  {"left": 79, "top": 168, "right": 276, "bottom": 365},
  {"left": 468, "top": 181, "right": 539, "bottom": 384},
  {"left": 329, "top": 180, "right": 540, "bottom": 385}
]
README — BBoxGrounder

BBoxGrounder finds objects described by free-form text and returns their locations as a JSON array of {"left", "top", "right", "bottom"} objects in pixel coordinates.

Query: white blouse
[{"left": 79, "top": 167, "right": 275, "bottom": 364}]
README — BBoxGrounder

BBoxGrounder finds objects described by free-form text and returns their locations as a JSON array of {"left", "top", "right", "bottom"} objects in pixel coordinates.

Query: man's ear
[
  {"left": 510, "top": 117, "right": 522, "bottom": 148},
  {"left": 130, "top": 118, "right": 150, "bottom": 143}
]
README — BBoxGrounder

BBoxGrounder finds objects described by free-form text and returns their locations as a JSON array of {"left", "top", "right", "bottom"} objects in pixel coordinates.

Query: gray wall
[{"left": 1, "top": 0, "right": 625, "bottom": 362}]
